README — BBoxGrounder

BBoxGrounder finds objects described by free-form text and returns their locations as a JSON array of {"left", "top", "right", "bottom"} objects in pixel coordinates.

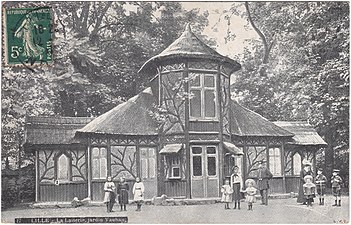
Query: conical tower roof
[{"left": 139, "top": 24, "right": 241, "bottom": 74}]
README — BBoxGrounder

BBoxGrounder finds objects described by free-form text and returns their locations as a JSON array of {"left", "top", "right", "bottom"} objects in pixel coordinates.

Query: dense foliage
[
  {"left": 227, "top": 2, "right": 349, "bottom": 184},
  {"left": 2, "top": 1, "right": 210, "bottom": 167}
]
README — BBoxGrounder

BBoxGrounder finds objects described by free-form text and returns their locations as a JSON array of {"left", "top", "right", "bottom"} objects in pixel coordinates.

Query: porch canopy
[
  {"left": 223, "top": 142, "right": 243, "bottom": 155},
  {"left": 160, "top": 144, "right": 183, "bottom": 154},
  {"left": 273, "top": 121, "right": 327, "bottom": 146}
]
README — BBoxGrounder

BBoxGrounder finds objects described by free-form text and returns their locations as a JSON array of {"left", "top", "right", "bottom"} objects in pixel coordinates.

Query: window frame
[
  {"left": 168, "top": 154, "right": 181, "bottom": 179},
  {"left": 91, "top": 146, "right": 108, "bottom": 180},
  {"left": 190, "top": 145, "right": 218, "bottom": 178},
  {"left": 268, "top": 147, "right": 282, "bottom": 176},
  {"left": 54, "top": 151, "right": 72, "bottom": 182},
  {"left": 292, "top": 151, "right": 302, "bottom": 176},
  {"left": 189, "top": 73, "right": 218, "bottom": 120},
  {"left": 139, "top": 146, "right": 157, "bottom": 180}
]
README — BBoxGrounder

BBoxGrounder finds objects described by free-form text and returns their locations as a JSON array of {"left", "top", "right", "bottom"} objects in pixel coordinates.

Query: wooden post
[
  {"left": 87, "top": 138, "right": 92, "bottom": 199},
  {"left": 217, "top": 64, "right": 224, "bottom": 195},
  {"left": 35, "top": 149, "right": 39, "bottom": 202},
  {"left": 242, "top": 138, "right": 247, "bottom": 181},
  {"left": 184, "top": 61, "right": 191, "bottom": 199},
  {"left": 312, "top": 148, "right": 317, "bottom": 175},
  {"left": 281, "top": 141, "right": 287, "bottom": 193},
  {"left": 107, "top": 136, "right": 111, "bottom": 176}
]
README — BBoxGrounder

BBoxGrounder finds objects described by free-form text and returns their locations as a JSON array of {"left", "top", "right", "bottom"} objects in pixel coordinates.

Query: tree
[
  {"left": 225, "top": 2, "right": 349, "bottom": 184},
  {"left": 2, "top": 1, "right": 211, "bottom": 169}
]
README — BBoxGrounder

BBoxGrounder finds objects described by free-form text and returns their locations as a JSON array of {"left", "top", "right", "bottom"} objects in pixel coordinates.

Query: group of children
[
  {"left": 103, "top": 176, "right": 145, "bottom": 213},
  {"left": 303, "top": 168, "right": 343, "bottom": 207},
  {"left": 221, "top": 166, "right": 344, "bottom": 210},
  {"left": 221, "top": 165, "right": 258, "bottom": 211}
]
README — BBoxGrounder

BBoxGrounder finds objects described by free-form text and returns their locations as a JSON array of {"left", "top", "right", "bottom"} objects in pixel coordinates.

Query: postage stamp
[{"left": 3, "top": 7, "right": 53, "bottom": 66}]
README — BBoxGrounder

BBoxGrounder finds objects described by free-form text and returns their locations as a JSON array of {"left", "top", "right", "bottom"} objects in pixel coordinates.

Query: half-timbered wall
[
  {"left": 37, "top": 145, "right": 88, "bottom": 201},
  {"left": 38, "top": 146, "right": 87, "bottom": 183},
  {"left": 88, "top": 134, "right": 158, "bottom": 200}
]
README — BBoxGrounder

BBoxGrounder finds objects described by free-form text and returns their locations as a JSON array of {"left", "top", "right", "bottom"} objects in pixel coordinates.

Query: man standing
[{"left": 257, "top": 161, "right": 273, "bottom": 205}]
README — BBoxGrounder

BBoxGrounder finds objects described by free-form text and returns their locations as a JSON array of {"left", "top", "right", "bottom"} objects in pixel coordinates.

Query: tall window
[
  {"left": 293, "top": 152, "right": 302, "bottom": 175},
  {"left": 140, "top": 147, "right": 156, "bottom": 179},
  {"left": 269, "top": 147, "right": 282, "bottom": 176},
  {"left": 206, "top": 146, "right": 217, "bottom": 176},
  {"left": 192, "top": 146, "right": 203, "bottom": 176},
  {"left": 190, "top": 73, "right": 217, "bottom": 119},
  {"left": 92, "top": 147, "right": 107, "bottom": 179},
  {"left": 56, "top": 153, "right": 71, "bottom": 181}
]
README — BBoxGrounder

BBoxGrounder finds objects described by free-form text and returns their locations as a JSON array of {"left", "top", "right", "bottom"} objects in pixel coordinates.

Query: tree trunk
[
  {"left": 324, "top": 131, "right": 335, "bottom": 187},
  {"left": 244, "top": 2, "right": 274, "bottom": 76}
]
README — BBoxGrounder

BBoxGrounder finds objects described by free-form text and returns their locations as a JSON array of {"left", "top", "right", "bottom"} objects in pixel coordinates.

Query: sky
[{"left": 181, "top": 2, "right": 259, "bottom": 59}]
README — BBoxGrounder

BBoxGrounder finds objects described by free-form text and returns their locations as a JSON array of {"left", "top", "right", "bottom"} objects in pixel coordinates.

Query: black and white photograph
[{"left": 1, "top": 1, "right": 349, "bottom": 223}]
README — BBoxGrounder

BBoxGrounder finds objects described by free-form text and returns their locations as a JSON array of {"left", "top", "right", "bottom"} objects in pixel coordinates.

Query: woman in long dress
[
  {"left": 297, "top": 160, "right": 314, "bottom": 204},
  {"left": 117, "top": 177, "right": 129, "bottom": 211},
  {"left": 103, "top": 176, "right": 116, "bottom": 212},
  {"left": 14, "top": 12, "right": 45, "bottom": 60},
  {"left": 132, "top": 177, "right": 145, "bottom": 211}
]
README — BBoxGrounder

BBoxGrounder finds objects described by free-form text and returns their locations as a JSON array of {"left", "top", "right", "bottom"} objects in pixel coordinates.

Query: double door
[{"left": 190, "top": 145, "right": 219, "bottom": 198}]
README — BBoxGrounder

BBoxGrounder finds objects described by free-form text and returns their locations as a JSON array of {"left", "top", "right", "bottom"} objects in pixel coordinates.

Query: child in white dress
[
  {"left": 221, "top": 179, "right": 233, "bottom": 209},
  {"left": 243, "top": 179, "right": 257, "bottom": 211}
]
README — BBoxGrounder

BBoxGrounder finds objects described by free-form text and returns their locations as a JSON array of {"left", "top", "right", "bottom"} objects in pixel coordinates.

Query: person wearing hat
[
  {"left": 331, "top": 169, "right": 343, "bottom": 206},
  {"left": 243, "top": 179, "right": 257, "bottom": 211},
  {"left": 256, "top": 161, "right": 273, "bottom": 205},
  {"left": 315, "top": 168, "right": 327, "bottom": 205},
  {"left": 297, "top": 159, "right": 314, "bottom": 204},
  {"left": 303, "top": 175, "right": 316, "bottom": 207}
]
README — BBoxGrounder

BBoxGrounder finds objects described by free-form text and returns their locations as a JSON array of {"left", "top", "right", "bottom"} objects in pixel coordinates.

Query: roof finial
[{"left": 185, "top": 23, "right": 192, "bottom": 32}]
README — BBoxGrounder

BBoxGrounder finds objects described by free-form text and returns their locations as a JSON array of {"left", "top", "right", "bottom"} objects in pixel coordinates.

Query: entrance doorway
[{"left": 190, "top": 145, "right": 219, "bottom": 198}]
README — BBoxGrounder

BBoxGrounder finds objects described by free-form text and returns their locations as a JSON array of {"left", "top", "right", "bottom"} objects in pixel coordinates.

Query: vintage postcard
[{"left": 1, "top": 1, "right": 349, "bottom": 224}]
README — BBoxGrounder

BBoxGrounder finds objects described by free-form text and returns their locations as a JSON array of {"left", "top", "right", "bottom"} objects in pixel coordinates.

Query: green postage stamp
[{"left": 3, "top": 7, "right": 53, "bottom": 66}]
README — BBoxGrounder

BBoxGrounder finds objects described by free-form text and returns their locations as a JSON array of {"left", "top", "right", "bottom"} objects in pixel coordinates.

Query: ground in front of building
[{"left": 1, "top": 196, "right": 349, "bottom": 223}]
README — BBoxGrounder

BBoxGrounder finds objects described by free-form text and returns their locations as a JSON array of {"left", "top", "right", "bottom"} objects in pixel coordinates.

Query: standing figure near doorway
[
  {"left": 230, "top": 166, "right": 244, "bottom": 210},
  {"left": 103, "top": 176, "right": 116, "bottom": 212},
  {"left": 256, "top": 161, "right": 273, "bottom": 205},
  {"left": 133, "top": 177, "right": 145, "bottom": 211},
  {"left": 117, "top": 177, "right": 129, "bottom": 211},
  {"left": 297, "top": 160, "right": 313, "bottom": 204}
]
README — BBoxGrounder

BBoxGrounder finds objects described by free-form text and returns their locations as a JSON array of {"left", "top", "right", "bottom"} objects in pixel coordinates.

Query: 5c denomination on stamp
[{"left": 3, "top": 7, "right": 53, "bottom": 66}]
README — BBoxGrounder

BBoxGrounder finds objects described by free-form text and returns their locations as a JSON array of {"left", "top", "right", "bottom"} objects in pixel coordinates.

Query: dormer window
[{"left": 189, "top": 73, "right": 217, "bottom": 120}]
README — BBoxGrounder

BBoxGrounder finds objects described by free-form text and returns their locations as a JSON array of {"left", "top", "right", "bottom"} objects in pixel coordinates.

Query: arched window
[
  {"left": 55, "top": 152, "right": 72, "bottom": 181},
  {"left": 293, "top": 152, "right": 302, "bottom": 176}
]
